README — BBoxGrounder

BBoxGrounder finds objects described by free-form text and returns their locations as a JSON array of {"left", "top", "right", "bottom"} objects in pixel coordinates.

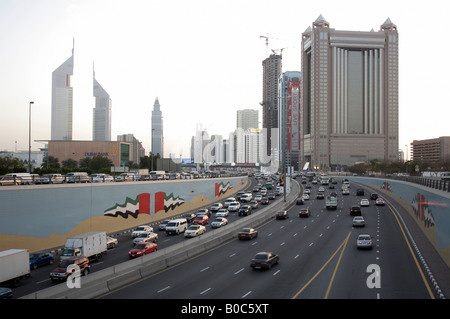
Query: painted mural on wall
[
  {"left": 103, "top": 181, "right": 233, "bottom": 219},
  {"left": 0, "top": 178, "right": 244, "bottom": 252},
  {"left": 352, "top": 177, "right": 450, "bottom": 266}
]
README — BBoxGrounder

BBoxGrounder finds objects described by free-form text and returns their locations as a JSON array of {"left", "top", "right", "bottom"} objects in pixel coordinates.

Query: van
[{"left": 165, "top": 218, "right": 188, "bottom": 235}]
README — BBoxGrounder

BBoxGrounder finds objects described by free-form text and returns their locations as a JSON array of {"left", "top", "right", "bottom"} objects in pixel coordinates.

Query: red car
[
  {"left": 238, "top": 228, "right": 258, "bottom": 240},
  {"left": 128, "top": 242, "right": 158, "bottom": 258},
  {"left": 193, "top": 215, "right": 209, "bottom": 225}
]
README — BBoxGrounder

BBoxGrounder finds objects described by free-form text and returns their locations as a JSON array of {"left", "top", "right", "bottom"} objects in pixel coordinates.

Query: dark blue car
[{"left": 29, "top": 251, "right": 54, "bottom": 270}]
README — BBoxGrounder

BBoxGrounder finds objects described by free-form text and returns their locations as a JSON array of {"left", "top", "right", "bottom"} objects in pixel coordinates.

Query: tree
[
  {"left": 90, "top": 155, "right": 113, "bottom": 171},
  {"left": 62, "top": 158, "right": 78, "bottom": 168},
  {"left": 41, "top": 155, "right": 60, "bottom": 169}
]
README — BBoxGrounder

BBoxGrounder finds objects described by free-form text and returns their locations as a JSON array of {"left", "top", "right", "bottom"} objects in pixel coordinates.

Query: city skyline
[{"left": 0, "top": 0, "right": 449, "bottom": 161}]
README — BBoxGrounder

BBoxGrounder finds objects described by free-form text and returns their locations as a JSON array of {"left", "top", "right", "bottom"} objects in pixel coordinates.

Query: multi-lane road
[
  {"left": 97, "top": 178, "right": 437, "bottom": 300},
  {"left": 12, "top": 176, "right": 440, "bottom": 300}
]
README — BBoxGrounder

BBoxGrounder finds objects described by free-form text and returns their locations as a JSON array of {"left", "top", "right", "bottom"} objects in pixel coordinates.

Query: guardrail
[{"left": 21, "top": 180, "right": 301, "bottom": 299}]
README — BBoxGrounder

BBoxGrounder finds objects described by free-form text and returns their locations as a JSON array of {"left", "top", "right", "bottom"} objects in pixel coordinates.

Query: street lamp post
[{"left": 28, "top": 101, "right": 34, "bottom": 173}]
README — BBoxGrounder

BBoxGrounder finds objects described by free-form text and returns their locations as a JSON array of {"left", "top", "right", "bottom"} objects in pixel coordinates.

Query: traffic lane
[
  {"left": 101, "top": 191, "right": 354, "bottom": 299},
  {"left": 327, "top": 186, "right": 435, "bottom": 299}
]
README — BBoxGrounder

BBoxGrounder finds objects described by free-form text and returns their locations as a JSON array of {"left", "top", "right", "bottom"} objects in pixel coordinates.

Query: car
[
  {"left": 255, "top": 194, "right": 263, "bottom": 202},
  {"left": 238, "top": 228, "right": 258, "bottom": 240},
  {"left": 132, "top": 231, "right": 158, "bottom": 245},
  {"left": 276, "top": 211, "right": 289, "bottom": 219},
  {"left": 376, "top": 198, "right": 385, "bottom": 206},
  {"left": 356, "top": 234, "right": 373, "bottom": 249},
  {"left": 128, "top": 242, "right": 158, "bottom": 258},
  {"left": 106, "top": 236, "right": 118, "bottom": 249},
  {"left": 316, "top": 193, "right": 325, "bottom": 199},
  {"left": 50, "top": 256, "right": 90, "bottom": 282},
  {"left": 250, "top": 252, "right": 279, "bottom": 270},
  {"left": 268, "top": 193, "right": 276, "bottom": 200},
  {"left": 197, "top": 208, "right": 211, "bottom": 217},
  {"left": 248, "top": 200, "right": 259, "bottom": 209},
  {"left": 29, "top": 251, "right": 54, "bottom": 270},
  {"left": 210, "top": 203, "right": 223, "bottom": 212},
  {"left": 253, "top": 186, "right": 260, "bottom": 192},
  {"left": 91, "top": 173, "right": 114, "bottom": 183},
  {"left": 240, "top": 193, "right": 253, "bottom": 202},
  {"left": 211, "top": 217, "right": 228, "bottom": 228},
  {"left": 299, "top": 208, "right": 311, "bottom": 217},
  {"left": 158, "top": 219, "right": 171, "bottom": 230},
  {"left": 342, "top": 188, "right": 350, "bottom": 195},
  {"left": 183, "top": 213, "right": 197, "bottom": 223},
  {"left": 131, "top": 225, "right": 153, "bottom": 238},
  {"left": 0, "top": 287, "right": 12, "bottom": 299},
  {"left": 0, "top": 175, "right": 22, "bottom": 186},
  {"left": 238, "top": 205, "right": 252, "bottom": 216},
  {"left": 223, "top": 197, "right": 236, "bottom": 208},
  {"left": 228, "top": 201, "right": 241, "bottom": 212},
  {"left": 360, "top": 199, "right": 370, "bottom": 207},
  {"left": 34, "top": 175, "right": 51, "bottom": 184},
  {"left": 370, "top": 193, "right": 379, "bottom": 200},
  {"left": 318, "top": 186, "right": 325, "bottom": 192},
  {"left": 350, "top": 206, "right": 362, "bottom": 216},
  {"left": 356, "top": 188, "right": 365, "bottom": 196},
  {"left": 304, "top": 189, "right": 311, "bottom": 194},
  {"left": 184, "top": 224, "right": 206, "bottom": 237},
  {"left": 352, "top": 216, "right": 365, "bottom": 227},
  {"left": 302, "top": 194, "right": 310, "bottom": 200},
  {"left": 192, "top": 214, "right": 209, "bottom": 225},
  {"left": 296, "top": 197, "right": 304, "bottom": 205},
  {"left": 215, "top": 208, "right": 229, "bottom": 217},
  {"left": 261, "top": 197, "right": 269, "bottom": 205}
]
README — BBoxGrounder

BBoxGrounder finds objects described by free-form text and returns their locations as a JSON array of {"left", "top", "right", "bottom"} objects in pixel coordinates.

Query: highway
[
  {"left": 11, "top": 176, "right": 439, "bottom": 299},
  {"left": 96, "top": 178, "right": 437, "bottom": 299}
]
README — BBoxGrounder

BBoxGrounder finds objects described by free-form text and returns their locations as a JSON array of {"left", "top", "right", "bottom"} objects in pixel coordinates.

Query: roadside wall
[
  {"left": 347, "top": 176, "right": 450, "bottom": 267},
  {"left": 0, "top": 177, "right": 248, "bottom": 252}
]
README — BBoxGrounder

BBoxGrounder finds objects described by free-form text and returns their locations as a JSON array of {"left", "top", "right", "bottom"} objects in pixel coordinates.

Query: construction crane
[{"left": 260, "top": 35, "right": 269, "bottom": 58}]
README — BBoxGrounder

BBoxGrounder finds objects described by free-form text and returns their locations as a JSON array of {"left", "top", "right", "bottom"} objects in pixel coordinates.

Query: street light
[{"left": 28, "top": 101, "right": 34, "bottom": 173}]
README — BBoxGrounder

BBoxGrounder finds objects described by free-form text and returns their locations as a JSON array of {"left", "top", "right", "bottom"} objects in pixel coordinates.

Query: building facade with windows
[
  {"left": 411, "top": 137, "right": 450, "bottom": 167},
  {"left": 51, "top": 43, "right": 74, "bottom": 141},
  {"left": 301, "top": 16, "right": 399, "bottom": 169},
  {"left": 151, "top": 97, "right": 164, "bottom": 157},
  {"left": 93, "top": 69, "right": 112, "bottom": 141}
]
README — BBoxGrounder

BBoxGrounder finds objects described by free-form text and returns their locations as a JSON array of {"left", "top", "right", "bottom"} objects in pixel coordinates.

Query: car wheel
[
  {"left": 32, "top": 263, "right": 38, "bottom": 270},
  {"left": 83, "top": 268, "right": 90, "bottom": 276}
]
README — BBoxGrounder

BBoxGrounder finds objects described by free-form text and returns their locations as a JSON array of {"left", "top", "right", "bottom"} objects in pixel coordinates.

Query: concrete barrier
[{"left": 21, "top": 179, "right": 300, "bottom": 299}]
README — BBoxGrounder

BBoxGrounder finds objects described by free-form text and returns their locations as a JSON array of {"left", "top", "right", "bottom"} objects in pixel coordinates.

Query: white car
[
  {"left": 304, "top": 189, "right": 311, "bottom": 194},
  {"left": 352, "top": 216, "right": 365, "bottom": 227},
  {"left": 91, "top": 173, "right": 114, "bottom": 183},
  {"left": 106, "top": 236, "right": 118, "bottom": 249},
  {"left": 184, "top": 225, "right": 206, "bottom": 238},
  {"left": 210, "top": 203, "right": 223, "bottom": 212},
  {"left": 302, "top": 194, "right": 310, "bottom": 200},
  {"left": 216, "top": 209, "right": 229, "bottom": 217},
  {"left": 356, "top": 234, "right": 373, "bottom": 249},
  {"left": 255, "top": 195, "right": 263, "bottom": 202},
  {"left": 228, "top": 201, "right": 240, "bottom": 212},
  {"left": 211, "top": 217, "right": 228, "bottom": 228},
  {"left": 131, "top": 225, "right": 153, "bottom": 238},
  {"left": 360, "top": 199, "right": 370, "bottom": 206},
  {"left": 223, "top": 198, "right": 236, "bottom": 208}
]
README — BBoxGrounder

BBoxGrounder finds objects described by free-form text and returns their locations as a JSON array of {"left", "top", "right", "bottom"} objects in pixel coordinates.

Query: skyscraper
[
  {"left": 93, "top": 66, "right": 112, "bottom": 141},
  {"left": 235, "top": 109, "right": 259, "bottom": 163},
  {"left": 261, "top": 54, "right": 282, "bottom": 157},
  {"left": 301, "top": 16, "right": 399, "bottom": 169},
  {"left": 151, "top": 97, "right": 164, "bottom": 157},
  {"left": 278, "top": 71, "right": 301, "bottom": 171},
  {"left": 51, "top": 42, "right": 74, "bottom": 141}
]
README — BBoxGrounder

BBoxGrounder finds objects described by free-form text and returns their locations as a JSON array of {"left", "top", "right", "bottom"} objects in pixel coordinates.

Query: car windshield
[
  {"left": 277, "top": 211, "right": 285, "bottom": 215},
  {"left": 134, "top": 244, "right": 147, "bottom": 249},
  {"left": 135, "top": 226, "right": 146, "bottom": 231},
  {"left": 359, "top": 236, "right": 371, "bottom": 240},
  {"left": 213, "top": 219, "right": 222, "bottom": 223},
  {"left": 188, "top": 225, "right": 199, "bottom": 230},
  {"left": 240, "top": 228, "right": 250, "bottom": 233}
]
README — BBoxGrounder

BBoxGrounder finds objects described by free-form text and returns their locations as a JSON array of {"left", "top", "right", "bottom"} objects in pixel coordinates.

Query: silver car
[
  {"left": 356, "top": 234, "right": 373, "bottom": 249},
  {"left": 352, "top": 216, "right": 365, "bottom": 227}
]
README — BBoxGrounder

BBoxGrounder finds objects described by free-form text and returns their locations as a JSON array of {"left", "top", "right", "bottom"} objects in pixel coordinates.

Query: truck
[
  {"left": 325, "top": 195, "right": 338, "bottom": 210},
  {"left": 60, "top": 231, "right": 107, "bottom": 261},
  {"left": 0, "top": 249, "right": 30, "bottom": 287}
]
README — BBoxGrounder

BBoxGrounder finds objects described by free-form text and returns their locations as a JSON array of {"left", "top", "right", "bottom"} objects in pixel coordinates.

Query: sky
[{"left": 0, "top": 0, "right": 449, "bottom": 160}]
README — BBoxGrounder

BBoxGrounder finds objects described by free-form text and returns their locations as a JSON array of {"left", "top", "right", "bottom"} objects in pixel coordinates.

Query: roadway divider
[{"left": 21, "top": 179, "right": 301, "bottom": 299}]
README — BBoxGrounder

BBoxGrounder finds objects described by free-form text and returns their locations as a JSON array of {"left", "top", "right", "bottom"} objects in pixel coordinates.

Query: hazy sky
[{"left": 1, "top": 0, "right": 449, "bottom": 160}]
